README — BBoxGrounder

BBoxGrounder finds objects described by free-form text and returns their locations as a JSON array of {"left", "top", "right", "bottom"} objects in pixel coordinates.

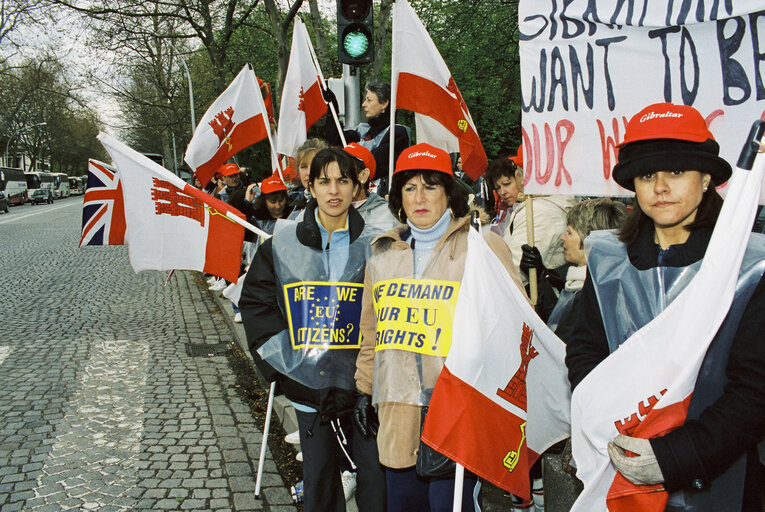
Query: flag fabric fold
[
  {"left": 421, "top": 229, "right": 571, "bottom": 500},
  {"left": 99, "top": 132, "right": 245, "bottom": 282},
  {"left": 184, "top": 65, "right": 271, "bottom": 186},
  {"left": 276, "top": 19, "right": 328, "bottom": 158},
  {"left": 570, "top": 152, "right": 765, "bottom": 511},
  {"left": 79, "top": 159, "right": 126, "bottom": 246},
  {"left": 392, "top": 0, "right": 488, "bottom": 180}
]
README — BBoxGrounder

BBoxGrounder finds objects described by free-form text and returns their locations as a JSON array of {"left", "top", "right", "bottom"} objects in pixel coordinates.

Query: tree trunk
[
  {"left": 372, "top": 0, "right": 394, "bottom": 81},
  {"left": 307, "top": 0, "right": 329, "bottom": 73}
]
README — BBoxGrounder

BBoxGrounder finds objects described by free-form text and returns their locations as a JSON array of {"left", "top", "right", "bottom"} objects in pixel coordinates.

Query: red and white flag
[
  {"left": 392, "top": 0, "right": 488, "bottom": 180},
  {"left": 421, "top": 229, "right": 571, "bottom": 500},
  {"left": 276, "top": 19, "right": 328, "bottom": 158},
  {"left": 100, "top": 133, "right": 245, "bottom": 282},
  {"left": 79, "top": 159, "right": 126, "bottom": 246},
  {"left": 184, "top": 64, "right": 271, "bottom": 187},
  {"left": 570, "top": 150, "right": 764, "bottom": 511}
]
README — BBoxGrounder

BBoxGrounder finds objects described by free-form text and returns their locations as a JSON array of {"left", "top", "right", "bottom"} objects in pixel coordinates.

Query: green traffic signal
[{"left": 343, "top": 30, "right": 370, "bottom": 58}]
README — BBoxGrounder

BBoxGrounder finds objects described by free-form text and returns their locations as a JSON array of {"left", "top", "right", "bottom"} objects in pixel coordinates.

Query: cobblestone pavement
[{"left": 0, "top": 198, "right": 297, "bottom": 511}]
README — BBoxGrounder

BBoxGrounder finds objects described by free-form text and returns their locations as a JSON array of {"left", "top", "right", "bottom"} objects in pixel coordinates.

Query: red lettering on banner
[
  {"left": 151, "top": 178, "right": 205, "bottom": 227},
  {"left": 597, "top": 116, "right": 628, "bottom": 180},
  {"left": 522, "top": 120, "right": 575, "bottom": 187},
  {"left": 496, "top": 323, "right": 539, "bottom": 411},
  {"left": 209, "top": 106, "right": 235, "bottom": 144},
  {"left": 613, "top": 389, "right": 667, "bottom": 436}
]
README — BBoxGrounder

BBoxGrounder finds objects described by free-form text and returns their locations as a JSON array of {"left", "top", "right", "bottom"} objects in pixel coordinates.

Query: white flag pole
[
  {"left": 254, "top": 381, "right": 276, "bottom": 497},
  {"left": 225, "top": 211, "right": 271, "bottom": 240},
  {"left": 452, "top": 463, "right": 465, "bottom": 512},
  {"left": 388, "top": 1, "right": 398, "bottom": 189},
  {"left": 301, "top": 20, "right": 347, "bottom": 147}
]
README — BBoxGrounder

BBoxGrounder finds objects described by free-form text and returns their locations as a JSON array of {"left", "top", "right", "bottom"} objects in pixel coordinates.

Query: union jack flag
[{"left": 79, "top": 159, "right": 126, "bottom": 246}]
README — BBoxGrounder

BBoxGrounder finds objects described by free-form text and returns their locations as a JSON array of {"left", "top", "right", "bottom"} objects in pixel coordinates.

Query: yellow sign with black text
[{"left": 372, "top": 278, "right": 460, "bottom": 357}]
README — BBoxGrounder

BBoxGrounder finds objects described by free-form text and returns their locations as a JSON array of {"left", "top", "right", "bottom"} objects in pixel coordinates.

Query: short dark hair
[
  {"left": 618, "top": 187, "right": 722, "bottom": 244},
  {"left": 365, "top": 82, "right": 391, "bottom": 105},
  {"left": 485, "top": 156, "right": 522, "bottom": 189},
  {"left": 253, "top": 189, "right": 289, "bottom": 219},
  {"left": 308, "top": 148, "right": 362, "bottom": 187},
  {"left": 388, "top": 170, "right": 469, "bottom": 223}
]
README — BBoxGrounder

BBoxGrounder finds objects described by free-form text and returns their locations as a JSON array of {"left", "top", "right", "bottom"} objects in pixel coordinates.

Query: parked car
[
  {"left": 31, "top": 188, "right": 53, "bottom": 205},
  {"left": 0, "top": 191, "right": 8, "bottom": 213}
]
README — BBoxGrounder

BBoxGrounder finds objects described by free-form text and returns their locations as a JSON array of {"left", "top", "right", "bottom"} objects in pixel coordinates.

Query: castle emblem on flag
[
  {"left": 613, "top": 389, "right": 667, "bottom": 436},
  {"left": 298, "top": 87, "right": 306, "bottom": 112},
  {"left": 496, "top": 323, "right": 539, "bottom": 411},
  {"left": 209, "top": 106, "right": 235, "bottom": 148},
  {"left": 151, "top": 178, "right": 205, "bottom": 227}
]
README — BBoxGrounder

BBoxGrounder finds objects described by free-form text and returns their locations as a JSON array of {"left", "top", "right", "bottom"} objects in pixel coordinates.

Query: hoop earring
[{"left": 398, "top": 208, "right": 405, "bottom": 223}]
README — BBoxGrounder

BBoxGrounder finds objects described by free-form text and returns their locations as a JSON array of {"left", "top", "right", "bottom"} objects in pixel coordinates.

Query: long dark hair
[
  {"left": 388, "top": 170, "right": 469, "bottom": 223},
  {"left": 253, "top": 190, "right": 291, "bottom": 220},
  {"left": 618, "top": 187, "right": 723, "bottom": 244}
]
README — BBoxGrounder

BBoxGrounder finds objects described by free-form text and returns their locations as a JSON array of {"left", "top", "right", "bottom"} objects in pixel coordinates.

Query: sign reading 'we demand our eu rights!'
[{"left": 283, "top": 281, "right": 364, "bottom": 350}]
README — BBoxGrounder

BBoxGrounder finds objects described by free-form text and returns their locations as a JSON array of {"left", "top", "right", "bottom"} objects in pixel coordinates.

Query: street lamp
[
  {"left": 4, "top": 122, "right": 47, "bottom": 168},
  {"left": 179, "top": 57, "right": 196, "bottom": 136}
]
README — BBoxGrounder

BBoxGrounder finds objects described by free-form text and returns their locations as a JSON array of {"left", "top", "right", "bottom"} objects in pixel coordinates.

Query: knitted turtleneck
[{"left": 406, "top": 209, "right": 452, "bottom": 278}]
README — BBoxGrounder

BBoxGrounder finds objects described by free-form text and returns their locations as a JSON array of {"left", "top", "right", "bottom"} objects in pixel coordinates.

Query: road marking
[
  {"left": 0, "top": 200, "right": 81, "bottom": 225},
  {"left": 0, "top": 346, "right": 9, "bottom": 365},
  {"left": 35, "top": 339, "right": 148, "bottom": 510}
]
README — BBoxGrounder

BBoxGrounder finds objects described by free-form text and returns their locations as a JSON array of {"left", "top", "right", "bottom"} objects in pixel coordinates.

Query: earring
[{"left": 398, "top": 208, "right": 404, "bottom": 223}]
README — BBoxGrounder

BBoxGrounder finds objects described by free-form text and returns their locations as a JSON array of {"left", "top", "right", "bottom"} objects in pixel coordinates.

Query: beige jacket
[{"left": 355, "top": 215, "right": 527, "bottom": 468}]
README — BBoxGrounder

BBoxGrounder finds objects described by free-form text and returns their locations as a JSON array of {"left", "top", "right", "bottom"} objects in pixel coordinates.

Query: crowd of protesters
[{"left": 191, "top": 92, "right": 765, "bottom": 512}]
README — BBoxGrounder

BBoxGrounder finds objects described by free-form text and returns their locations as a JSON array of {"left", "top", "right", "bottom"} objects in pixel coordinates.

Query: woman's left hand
[{"left": 607, "top": 434, "right": 664, "bottom": 486}]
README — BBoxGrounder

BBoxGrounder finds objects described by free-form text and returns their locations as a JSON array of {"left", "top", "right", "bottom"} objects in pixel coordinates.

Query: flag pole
[
  {"left": 254, "top": 380, "right": 276, "bottom": 497},
  {"left": 225, "top": 211, "right": 272, "bottom": 240},
  {"left": 388, "top": 0, "right": 398, "bottom": 191},
  {"left": 301, "top": 19, "right": 347, "bottom": 147},
  {"left": 452, "top": 463, "right": 465, "bottom": 512},
  {"left": 525, "top": 195, "right": 538, "bottom": 305},
  {"left": 248, "top": 63, "right": 285, "bottom": 183}
]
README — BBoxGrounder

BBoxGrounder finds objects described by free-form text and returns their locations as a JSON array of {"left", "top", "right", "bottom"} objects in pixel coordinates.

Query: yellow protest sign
[{"left": 372, "top": 278, "right": 460, "bottom": 357}]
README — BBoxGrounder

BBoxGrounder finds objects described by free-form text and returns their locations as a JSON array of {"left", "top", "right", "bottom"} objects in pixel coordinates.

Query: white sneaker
[
  {"left": 285, "top": 430, "right": 300, "bottom": 445},
  {"left": 234, "top": 312, "right": 242, "bottom": 323},
  {"left": 209, "top": 279, "right": 227, "bottom": 291},
  {"left": 206, "top": 276, "right": 216, "bottom": 285},
  {"left": 296, "top": 451, "right": 303, "bottom": 462},
  {"left": 341, "top": 470, "right": 357, "bottom": 501}
]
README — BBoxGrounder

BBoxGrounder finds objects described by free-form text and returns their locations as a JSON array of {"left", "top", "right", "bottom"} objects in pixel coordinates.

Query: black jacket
[
  {"left": 564, "top": 224, "right": 765, "bottom": 501},
  {"left": 239, "top": 201, "right": 367, "bottom": 418}
]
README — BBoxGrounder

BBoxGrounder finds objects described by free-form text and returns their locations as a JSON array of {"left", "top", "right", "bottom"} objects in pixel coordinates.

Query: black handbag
[{"left": 416, "top": 406, "right": 457, "bottom": 478}]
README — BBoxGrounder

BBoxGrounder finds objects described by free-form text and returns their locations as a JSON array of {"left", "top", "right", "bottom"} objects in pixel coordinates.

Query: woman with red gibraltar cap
[
  {"left": 565, "top": 102, "right": 765, "bottom": 510},
  {"left": 249, "top": 173, "right": 292, "bottom": 233},
  {"left": 354, "top": 143, "right": 527, "bottom": 511}
]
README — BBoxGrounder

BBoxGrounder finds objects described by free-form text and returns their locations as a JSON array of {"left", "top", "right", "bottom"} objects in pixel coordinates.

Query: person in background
[
  {"left": 343, "top": 142, "right": 399, "bottom": 232},
  {"left": 326, "top": 82, "right": 411, "bottom": 195},
  {"left": 354, "top": 143, "right": 527, "bottom": 512},
  {"left": 565, "top": 102, "right": 765, "bottom": 511},
  {"left": 289, "top": 138, "right": 328, "bottom": 219}
]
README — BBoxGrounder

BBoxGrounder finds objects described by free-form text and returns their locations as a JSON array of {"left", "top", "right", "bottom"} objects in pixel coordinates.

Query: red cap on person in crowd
[
  {"left": 510, "top": 144, "right": 523, "bottom": 168},
  {"left": 343, "top": 143, "right": 377, "bottom": 180},
  {"left": 619, "top": 102, "right": 715, "bottom": 146},
  {"left": 394, "top": 143, "right": 452, "bottom": 176},
  {"left": 260, "top": 173, "right": 287, "bottom": 195},
  {"left": 217, "top": 163, "right": 240, "bottom": 176}
]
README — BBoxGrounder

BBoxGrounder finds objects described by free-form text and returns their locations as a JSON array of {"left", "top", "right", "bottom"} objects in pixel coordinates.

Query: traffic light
[{"left": 337, "top": 0, "right": 374, "bottom": 65}]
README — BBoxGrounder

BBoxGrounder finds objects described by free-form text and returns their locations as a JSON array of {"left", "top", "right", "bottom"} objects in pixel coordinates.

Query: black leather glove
[
  {"left": 520, "top": 244, "right": 545, "bottom": 276},
  {"left": 322, "top": 84, "right": 339, "bottom": 112},
  {"left": 353, "top": 393, "right": 379, "bottom": 438}
]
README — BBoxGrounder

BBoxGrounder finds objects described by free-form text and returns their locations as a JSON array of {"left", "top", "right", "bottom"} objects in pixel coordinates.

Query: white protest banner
[{"left": 519, "top": 1, "right": 765, "bottom": 201}]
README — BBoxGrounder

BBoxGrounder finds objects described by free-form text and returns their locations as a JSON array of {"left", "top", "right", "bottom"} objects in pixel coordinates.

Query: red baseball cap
[
  {"left": 343, "top": 143, "right": 377, "bottom": 179},
  {"left": 394, "top": 143, "right": 452, "bottom": 176},
  {"left": 217, "top": 163, "right": 240, "bottom": 177},
  {"left": 510, "top": 144, "right": 523, "bottom": 168},
  {"left": 619, "top": 102, "right": 715, "bottom": 146},
  {"left": 261, "top": 174, "right": 287, "bottom": 195}
]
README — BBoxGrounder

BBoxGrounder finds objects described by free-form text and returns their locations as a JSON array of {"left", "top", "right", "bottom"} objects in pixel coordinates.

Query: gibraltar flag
[
  {"left": 421, "top": 229, "right": 571, "bottom": 500},
  {"left": 184, "top": 64, "right": 271, "bottom": 187},
  {"left": 99, "top": 133, "right": 245, "bottom": 283},
  {"left": 570, "top": 137, "right": 764, "bottom": 511},
  {"left": 392, "top": 0, "right": 488, "bottom": 180},
  {"left": 276, "top": 19, "right": 328, "bottom": 158}
]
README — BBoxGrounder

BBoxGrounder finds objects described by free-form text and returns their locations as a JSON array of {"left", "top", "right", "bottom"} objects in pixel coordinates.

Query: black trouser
[
  {"left": 353, "top": 421, "right": 387, "bottom": 512},
  {"left": 296, "top": 410, "right": 345, "bottom": 512}
]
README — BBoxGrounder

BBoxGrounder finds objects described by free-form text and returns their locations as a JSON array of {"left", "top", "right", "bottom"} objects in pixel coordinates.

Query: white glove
[{"left": 607, "top": 434, "right": 665, "bottom": 486}]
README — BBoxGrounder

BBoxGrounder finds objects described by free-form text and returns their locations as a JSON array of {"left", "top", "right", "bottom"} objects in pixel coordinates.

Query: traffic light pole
[{"left": 343, "top": 64, "right": 361, "bottom": 129}]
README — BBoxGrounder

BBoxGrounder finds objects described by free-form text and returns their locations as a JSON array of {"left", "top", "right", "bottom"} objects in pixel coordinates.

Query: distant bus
[
  {"left": 52, "top": 172, "right": 70, "bottom": 198},
  {"left": 25, "top": 171, "right": 56, "bottom": 199},
  {"left": 69, "top": 176, "right": 83, "bottom": 195},
  {"left": 0, "top": 167, "right": 28, "bottom": 205}
]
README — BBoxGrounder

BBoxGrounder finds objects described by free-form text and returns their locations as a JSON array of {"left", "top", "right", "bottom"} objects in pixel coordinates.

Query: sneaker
[
  {"left": 209, "top": 279, "right": 227, "bottom": 291},
  {"left": 296, "top": 451, "right": 303, "bottom": 462},
  {"left": 207, "top": 276, "right": 217, "bottom": 285},
  {"left": 341, "top": 470, "right": 357, "bottom": 501},
  {"left": 285, "top": 430, "right": 300, "bottom": 445},
  {"left": 511, "top": 494, "right": 533, "bottom": 511},
  {"left": 234, "top": 312, "right": 242, "bottom": 323}
]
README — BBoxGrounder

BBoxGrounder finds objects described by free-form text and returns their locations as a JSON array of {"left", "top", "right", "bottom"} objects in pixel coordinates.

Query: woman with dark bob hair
[
  {"left": 353, "top": 143, "right": 527, "bottom": 511},
  {"left": 565, "top": 102, "right": 765, "bottom": 510}
]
